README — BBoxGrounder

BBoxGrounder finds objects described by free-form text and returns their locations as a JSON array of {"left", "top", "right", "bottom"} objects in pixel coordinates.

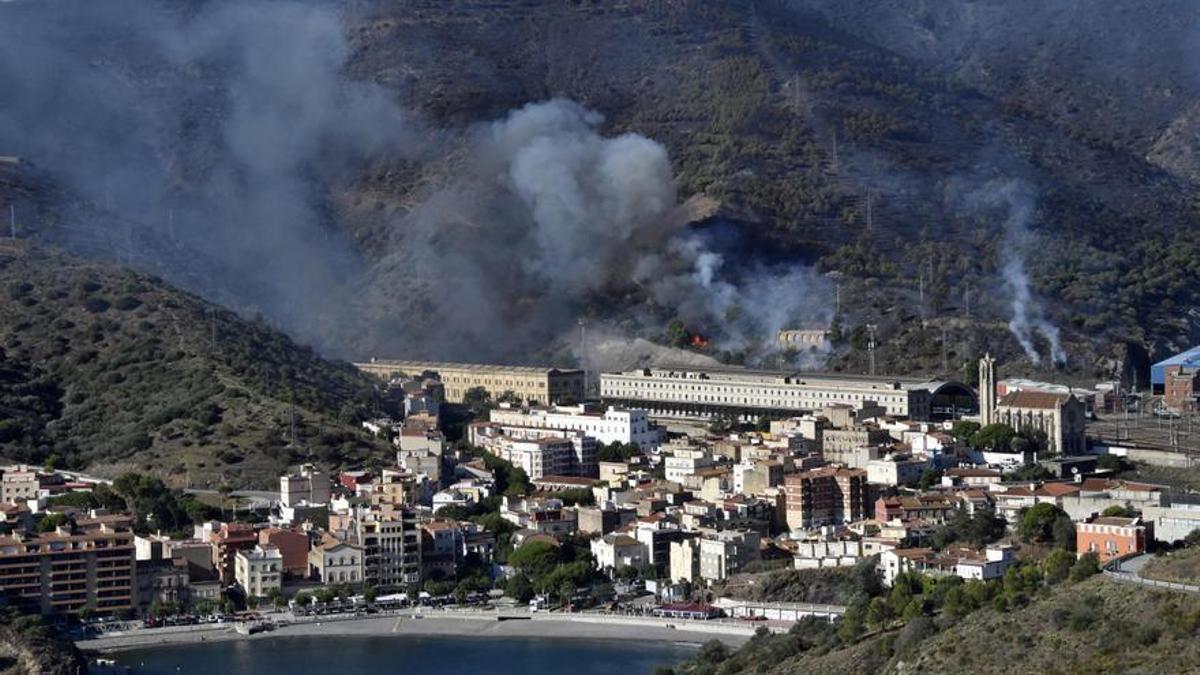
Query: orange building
[
  {"left": 259, "top": 528, "right": 310, "bottom": 577},
  {"left": 1075, "top": 514, "right": 1151, "bottom": 563}
]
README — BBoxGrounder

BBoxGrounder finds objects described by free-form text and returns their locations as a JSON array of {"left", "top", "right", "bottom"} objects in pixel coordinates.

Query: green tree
[
  {"left": 1018, "top": 503, "right": 1067, "bottom": 543},
  {"left": 506, "top": 573, "right": 535, "bottom": 603},
  {"left": 36, "top": 513, "right": 70, "bottom": 533},
  {"left": 1070, "top": 552, "right": 1101, "bottom": 582},
  {"left": 462, "top": 387, "right": 493, "bottom": 416},
  {"left": 865, "top": 596, "right": 892, "bottom": 629},
  {"left": 951, "top": 420, "right": 981, "bottom": 443},
  {"left": 917, "top": 468, "right": 943, "bottom": 490},
  {"left": 970, "top": 423, "right": 1015, "bottom": 451},
  {"left": 1102, "top": 505, "right": 1136, "bottom": 518},
  {"left": 508, "top": 541, "right": 562, "bottom": 578},
  {"left": 1042, "top": 548, "right": 1075, "bottom": 585}
]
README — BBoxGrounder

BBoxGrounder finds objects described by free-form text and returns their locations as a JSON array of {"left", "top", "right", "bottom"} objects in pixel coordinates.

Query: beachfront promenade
[{"left": 79, "top": 607, "right": 764, "bottom": 652}]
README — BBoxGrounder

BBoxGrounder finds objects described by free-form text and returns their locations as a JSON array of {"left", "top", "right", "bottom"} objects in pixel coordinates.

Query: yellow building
[{"left": 356, "top": 360, "right": 585, "bottom": 405}]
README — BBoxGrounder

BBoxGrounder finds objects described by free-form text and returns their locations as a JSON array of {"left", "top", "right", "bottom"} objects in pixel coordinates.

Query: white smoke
[
  {"left": 971, "top": 180, "right": 1066, "bottom": 365},
  {"left": 365, "top": 99, "right": 832, "bottom": 364}
]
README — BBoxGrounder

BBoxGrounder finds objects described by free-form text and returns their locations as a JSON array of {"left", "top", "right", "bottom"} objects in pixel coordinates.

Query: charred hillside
[{"left": 0, "top": 242, "right": 390, "bottom": 489}]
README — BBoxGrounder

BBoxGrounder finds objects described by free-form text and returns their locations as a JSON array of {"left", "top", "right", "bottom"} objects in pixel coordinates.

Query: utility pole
[
  {"left": 209, "top": 308, "right": 216, "bottom": 350},
  {"left": 865, "top": 191, "right": 873, "bottom": 232},
  {"left": 941, "top": 327, "right": 949, "bottom": 375},
  {"left": 866, "top": 324, "right": 878, "bottom": 376},
  {"left": 830, "top": 129, "right": 839, "bottom": 173},
  {"left": 963, "top": 288, "right": 971, "bottom": 319},
  {"left": 168, "top": 208, "right": 175, "bottom": 243},
  {"left": 8, "top": 204, "right": 14, "bottom": 239}
]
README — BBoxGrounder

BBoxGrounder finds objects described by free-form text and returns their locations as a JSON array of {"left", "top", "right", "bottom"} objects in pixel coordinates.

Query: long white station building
[{"left": 599, "top": 366, "right": 975, "bottom": 422}]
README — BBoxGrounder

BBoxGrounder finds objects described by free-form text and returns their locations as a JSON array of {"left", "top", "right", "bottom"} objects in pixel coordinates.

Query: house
[
  {"left": 879, "top": 544, "right": 1016, "bottom": 586},
  {"left": 1076, "top": 514, "right": 1151, "bottom": 563},
  {"left": 307, "top": 535, "right": 364, "bottom": 584},
  {"left": 590, "top": 534, "right": 648, "bottom": 574}
]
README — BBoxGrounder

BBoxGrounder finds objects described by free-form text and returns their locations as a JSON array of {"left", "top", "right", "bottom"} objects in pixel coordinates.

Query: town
[{"left": 6, "top": 346, "right": 1200, "bottom": 662}]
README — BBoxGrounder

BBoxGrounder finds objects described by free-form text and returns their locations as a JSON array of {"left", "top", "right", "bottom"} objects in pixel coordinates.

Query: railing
[{"left": 1102, "top": 554, "right": 1200, "bottom": 594}]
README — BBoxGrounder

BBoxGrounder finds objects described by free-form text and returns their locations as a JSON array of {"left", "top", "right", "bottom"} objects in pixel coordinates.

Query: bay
[{"left": 109, "top": 635, "right": 700, "bottom": 674}]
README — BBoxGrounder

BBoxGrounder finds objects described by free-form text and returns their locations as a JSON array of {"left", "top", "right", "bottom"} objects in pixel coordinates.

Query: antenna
[{"left": 866, "top": 323, "right": 878, "bottom": 376}]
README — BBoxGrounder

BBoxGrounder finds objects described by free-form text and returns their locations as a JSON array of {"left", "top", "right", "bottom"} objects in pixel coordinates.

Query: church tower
[{"left": 979, "top": 353, "right": 997, "bottom": 426}]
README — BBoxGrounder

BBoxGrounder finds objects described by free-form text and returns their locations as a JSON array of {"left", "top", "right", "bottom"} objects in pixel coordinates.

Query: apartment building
[
  {"left": 356, "top": 360, "right": 585, "bottom": 406},
  {"left": 0, "top": 466, "right": 39, "bottom": 504},
  {"left": 784, "top": 467, "right": 871, "bottom": 531},
  {"left": 356, "top": 507, "right": 421, "bottom": 590},
  {"left": 488, "top": 404, "right": 661, "bottom": 452},
  {"left": 0, "top": 515, "right": 136, "bottom": 616},
  {"left": 468, "top": 422, "right": 597, "bottom": 479},
  {"left": 234, "top": 545, "right": 283, "bottom": 598},
  {"left": 698, "top": 530, "right": 761, "bottom": 583},
  {"left": 279, "top": 464, "right": 330, "bottom": 507}
]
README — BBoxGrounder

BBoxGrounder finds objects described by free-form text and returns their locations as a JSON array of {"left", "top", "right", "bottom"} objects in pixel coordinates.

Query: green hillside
[
  {"left": 668, "top": 573, "right": 1200, "bottom": 674},
  {"left": 0, "top": 242, "right": 390, "bottom": 489}
]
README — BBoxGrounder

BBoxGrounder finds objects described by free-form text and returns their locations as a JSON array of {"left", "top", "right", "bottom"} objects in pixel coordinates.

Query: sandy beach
[{"left": 79, "top": 612, "right": 757, "bottom": 653}]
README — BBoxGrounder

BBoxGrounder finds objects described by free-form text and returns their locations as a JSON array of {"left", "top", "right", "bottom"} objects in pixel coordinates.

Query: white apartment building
[
  {"left": 488, "top": 405, "right": 661, "bottom": 452},
  {"left": 468, "top": 422, "right": 597, "bottom": 479},
  {"left": 279, "top": 464, "right": 330, "bottom": 507},
  {"left": 664, "top": 446, "right": 713, "bottom": 484},
  {"left": 865, "top": 455, "right": 929, "bottom": 486},
  {"left": 235, "top": 545, "right": 283, "bottom": 598}
]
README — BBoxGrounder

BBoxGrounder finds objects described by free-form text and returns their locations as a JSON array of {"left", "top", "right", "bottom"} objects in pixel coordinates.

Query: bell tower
[{"left": 979, "top": 353, "right": 997, "bottom": 426}]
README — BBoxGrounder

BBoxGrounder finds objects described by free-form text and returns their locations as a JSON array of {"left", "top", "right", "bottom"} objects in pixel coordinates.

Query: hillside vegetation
[
  {"left": 668, "top": 576, "right": 1200, "bottom": 675},
  {"left": 0, "top": 242, "right": 390, "bottom": 488},
  {"left": 340, "top": 0, "right": 1200, "bottom": 377}
]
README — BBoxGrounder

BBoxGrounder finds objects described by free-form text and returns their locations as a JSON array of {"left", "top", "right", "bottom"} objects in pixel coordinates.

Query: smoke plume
[
  {"left": 965, "top": 180, "right": 1066, "bottom": 365},
  {"left": 357, "top": 99, "right": 831, "bottom": 364},
  {"left": 0, "top": 2, "right": 830, "bottom": 367},
  {"left": 0, "top": 0, "right": 419, "bottom": 334}
]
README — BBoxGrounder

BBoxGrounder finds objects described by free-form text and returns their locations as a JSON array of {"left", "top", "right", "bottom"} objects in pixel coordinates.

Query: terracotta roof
[
  {"left": 1079, "top": 478, "right": 1164, "bottom": 493},
  {"left": 1034, "top": 483, "right": 1081, "bottom": 497},
  {"left": 997, "top": 390, "right": 1070, "bottom": 410}
]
